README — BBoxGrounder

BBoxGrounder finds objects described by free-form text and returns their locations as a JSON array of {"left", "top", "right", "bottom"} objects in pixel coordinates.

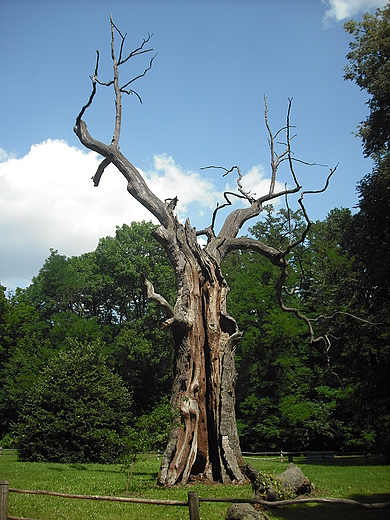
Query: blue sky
[{"left": 0, "top": 0, "right": 387, "bottom": 290}]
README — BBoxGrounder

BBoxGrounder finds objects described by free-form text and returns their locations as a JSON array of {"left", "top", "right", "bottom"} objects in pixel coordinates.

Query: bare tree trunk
[{"left": 154, "top": 222, "right": 245, "bottom": 485}]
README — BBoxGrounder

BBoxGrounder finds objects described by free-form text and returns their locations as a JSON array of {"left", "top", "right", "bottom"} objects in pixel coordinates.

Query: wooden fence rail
[
  {"left": 241, "top": 450, "right": 373, "bottom": 462},
  {"left": 1, "top": 480, "right": 389, "bottom": 520}
]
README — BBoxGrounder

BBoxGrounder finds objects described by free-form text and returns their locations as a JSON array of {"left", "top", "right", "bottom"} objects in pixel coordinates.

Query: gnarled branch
[{"left": 141, "top": 274, "right": 174, "bottom": 328}]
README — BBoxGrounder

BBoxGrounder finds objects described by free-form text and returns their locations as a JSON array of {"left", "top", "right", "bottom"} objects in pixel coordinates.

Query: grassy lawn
[{"left": 1, "top": 450, "right": 389, "bottom": 519}]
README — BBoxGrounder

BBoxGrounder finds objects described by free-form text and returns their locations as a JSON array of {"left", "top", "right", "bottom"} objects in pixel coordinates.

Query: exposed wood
[
  {"left": 199, "top": 496, "right": 390, "bottom": 510},
  {"left": 188, "top": 492, "right": 200, "bottom": 520},
  {"left": 9, "top": 487, "right": 187, "bottom": 506},
  {"left": 0, "top": 480, "right": 9, "bottom": 520}
]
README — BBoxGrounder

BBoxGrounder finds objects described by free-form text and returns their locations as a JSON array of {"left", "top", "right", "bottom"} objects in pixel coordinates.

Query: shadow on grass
[
  {"left": 303, "top": 456, "right": 388, "bottom": 467},
  {"left": 132, "top": 469, "right": 159, "bottom": 477},
  {"left": 68, "top": 463, "right": 88, "bottom": 470},
  {"left": 269, "top": 494, "right": 390, "bottom": 520},
  {"left": 46, "top": 464, "right": 121, "bottom": 474}
]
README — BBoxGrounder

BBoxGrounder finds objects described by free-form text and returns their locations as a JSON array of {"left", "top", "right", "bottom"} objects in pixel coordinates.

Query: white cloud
[
  {"left": 241, "top": 165, "right": 272, "bottom": 199},
  {"left": 0, "top": 140, "right": 220, "bottom": 289},
  {"left": 224, "top": 164, "right": 285, "bottom": 206},
  {"left": 322, "top": 0, "right": 387, "bottom": 25},
  {"left": 143, "top": 153, "right": 221, "bottom": 219},
  {"left": 0, "top": 140, "right": 286, "bottom": 290}
]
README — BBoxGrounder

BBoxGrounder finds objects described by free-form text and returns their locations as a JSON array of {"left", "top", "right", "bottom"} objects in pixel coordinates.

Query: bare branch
[
  {"left": 204, "top": 99, "right": 333, "bottom": 242},
  {"left": 201, "top": 165, "right": 257, "bottom": 233},
  {"left": 196, "top": 226, "right": 216, "bottom": 241},
  {"left": 110, "top": 19, "right": 154, "bottom": 65},
  {"left": 75, "top": 51, "right": 100, "bottom": 125},
  {"left": 110, "top": 14, "right": 122, "bottom": 147},
  {"left": 141, "top": 273, "right": 174, "bottom": 328},
  {"left": 283, "top": 205, "right": 311, "bottom": 256},
  {"left": 286, "top": 98, "right": 301, "bottom": 189},
  {"left": 119, "top": 33, "right": 154, "bottom": 65},
  {"left": 120, "top": 53, "right": 158, "bottom": 100},
  {"left": 309, "top": 310, "right": 381, "bottom": 326},
  {"left": 110, "top": 18, "right": 125, "bottom": 41},
  {"left": 282, "top": 164, "right": 338, "bottom": 254},
  {"left": 95, "top": 78, "right": 114, "bottom": 87},
  {"left": 74, "top": 18, "right": 172, "bottom": 229},
  {"left": 92, "top": 157, "right": 111, "bottom": 187},
  {"left": 265, "top": 96, "right": 297, "bottom": 195},
  {"left": 301, "top": 164, "right": 338, "bottom": 197},
  {"left": 264, "top": 95, "right": 276, "bottom": 193},
  {"left": 201, "top": 165, "right": 256, "bottom": 203},
  {"left": 290, "top": 157, "right": 328, "bottom": 168},
  {"left": 216, "top": 236, "right": 286, "bottom": 266},
  {"left": 210, "top": 192, "right": 246, "bottom": 232},
  {"left": 284, "top": 187, "right": 292, "bottom": 245}
]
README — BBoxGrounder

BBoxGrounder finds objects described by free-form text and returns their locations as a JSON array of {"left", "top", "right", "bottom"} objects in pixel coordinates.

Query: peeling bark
[{"left": 155, "top": 220, "right": 245, "bottom": 485}]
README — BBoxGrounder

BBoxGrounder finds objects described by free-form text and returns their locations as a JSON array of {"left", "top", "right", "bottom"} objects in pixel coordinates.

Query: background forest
[{"left": 0, "top": 5, "right": 389, "bottom": 463}]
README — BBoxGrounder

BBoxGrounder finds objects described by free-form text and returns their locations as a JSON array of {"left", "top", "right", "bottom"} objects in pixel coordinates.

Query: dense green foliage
[
  {"left": 16, "top": 340, "right": 131, "bottom": 463},
  {"left": 0, "top": 221, "right": 177, "bottom": 461},
  {"left": 224, "top": 207, "right": 379, "bottom": 453},
  {"left": 344, "top": 3, "right": 390, "bottom": 158},
  {"left": 343, "top": 3, "right": 390, "bottom": 456},
  {"left": 0, "top": 203, "right": 389, "bottom": 459}
]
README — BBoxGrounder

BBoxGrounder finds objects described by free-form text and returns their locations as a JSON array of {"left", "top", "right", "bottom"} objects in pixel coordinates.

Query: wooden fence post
[
  {"left": 188, "top": 491, "right": 200, "bottom": 520},
  {"left": 0, "top": 480, "right": 9, "bottom": 520}
]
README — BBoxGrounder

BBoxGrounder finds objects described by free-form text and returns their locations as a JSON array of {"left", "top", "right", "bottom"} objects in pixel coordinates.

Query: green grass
[{"left": 1, "top": 450, "right": 389, "bottom": 519}]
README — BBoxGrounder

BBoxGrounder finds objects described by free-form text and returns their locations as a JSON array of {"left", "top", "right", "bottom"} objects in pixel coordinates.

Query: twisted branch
[{"left": 141, "top": 274, "right": 175, "bottom": 329}]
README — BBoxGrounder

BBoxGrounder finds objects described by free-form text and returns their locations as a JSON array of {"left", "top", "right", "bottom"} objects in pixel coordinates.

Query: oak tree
[{"left": 74, "top": 17, "right": 335, "bottom": 485}]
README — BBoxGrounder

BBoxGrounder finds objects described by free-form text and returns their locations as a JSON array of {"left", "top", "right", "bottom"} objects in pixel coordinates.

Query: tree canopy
[
  {"left": 0, "top": 207, "right": 388, "bottom": 459},
  {"left": 344, "top": 3, "right": 390, "bottom": 158}
]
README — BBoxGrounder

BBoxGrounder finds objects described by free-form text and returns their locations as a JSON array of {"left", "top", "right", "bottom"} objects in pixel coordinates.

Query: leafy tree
[
  {"left": 0, "top": 292, "right": 53, "bottom": 438},
  {"left": 110, "top": 313, "right": 174, "bottom": 415},
  {"left": 224, "top": 206, "right": 389, "bottom": 454},
  {"left": 16, "top": 340, "right": 132, "bottom": 463},
  {"left": 2, "top": 222, "right": 175, "bottom": 419},
  {"left": 224, "top": 209, "right": 346, "bottom": 453},
  {"left": 0, "top": 286, "right": 11, "bottom": 355},
  {"left": 344, "top": 4, "right": 390, "bottom": 456},
  {"left": 344, "top": 3, "right": 390, "bottom": 158},
  {"left": 0, "top": 286, "right": 12, "bottom": 437},
  {"left": 348, "top": 158, "right": 390, "bottom": 313},
  {"left": 25, "top": 250, "right": 79, "bottom": 320},
  {"left": 85, "top": 222, "right": 175, "bottom": 412},
  {"left": 91, "top": 221, "right": 176, "bottom": 326}
]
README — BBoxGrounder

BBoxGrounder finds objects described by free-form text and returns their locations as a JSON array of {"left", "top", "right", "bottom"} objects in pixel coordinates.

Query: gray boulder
[
  {"left": 225, "top": 503, "right": 267, "bottom": 520},
  {"left": 277, "top": 463, "right": 311, "bottom": 495}
]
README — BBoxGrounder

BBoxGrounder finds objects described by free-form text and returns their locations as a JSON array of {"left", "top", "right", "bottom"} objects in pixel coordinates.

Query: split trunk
[{"left": 153, "top": 219, "right": 246, "bottom": 486}]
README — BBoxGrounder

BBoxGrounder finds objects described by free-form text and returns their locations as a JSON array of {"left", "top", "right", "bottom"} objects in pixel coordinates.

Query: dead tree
[{"left": 74, "top": 17, "right": 335, "bottom": 486}]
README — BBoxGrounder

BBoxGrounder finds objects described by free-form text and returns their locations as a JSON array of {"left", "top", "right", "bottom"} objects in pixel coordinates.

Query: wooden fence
[
  {"left": 241, "top": 450, "right": 373, "bottom": 462},
  {"left": 1, "top": 480, "right": 389, "bottom": 520}
]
